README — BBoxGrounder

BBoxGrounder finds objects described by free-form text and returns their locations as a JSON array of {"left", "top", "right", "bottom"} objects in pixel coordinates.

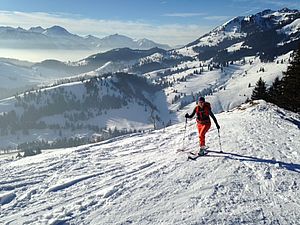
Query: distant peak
[
  {"left": 108, "top": 33, "right": 129, "bottom": 38},
  {"left": 48, "top": 25, "right": 68, "bottom": 31},
  {"left": 16, "top": 27, "right": 26, "bottom": 32},
  {"left": 278, "top": 7, "right": 297, "bottom": 13},
  {"left": 102, "top": 33, "right": 133, "bottom": 41},
  {"left": 28, "top": 26, "right": 45, "bottom": 33},
  {"left": 43, "top": 25, "right": 71, "bottom": 36},
  {"left": 254, "top": 8, "right": 299, "bottom": 17},
  {"left": 30, "top": 26, "right": 44, "bottom": 29},
  {"left": 259, "top": 9, "right": 274, "bottom": 15}
]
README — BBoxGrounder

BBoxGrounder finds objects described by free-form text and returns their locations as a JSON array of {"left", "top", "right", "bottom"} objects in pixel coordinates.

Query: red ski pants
[{"left": 197, "top": 123, "right": 211, "bottom": 147}]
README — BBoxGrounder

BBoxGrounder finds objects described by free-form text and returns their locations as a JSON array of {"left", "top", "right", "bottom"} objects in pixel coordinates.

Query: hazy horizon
[{"left": 0, "top": 48, "right": 106, "bottom": 62}]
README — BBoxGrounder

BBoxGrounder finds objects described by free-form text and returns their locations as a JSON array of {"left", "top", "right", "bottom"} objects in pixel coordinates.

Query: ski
[
  {"left": 206, "top": 149, "right": 223, "bottom": 154},
  {"left": 187, "top": 151, "right": 208, "bottom": 160}
]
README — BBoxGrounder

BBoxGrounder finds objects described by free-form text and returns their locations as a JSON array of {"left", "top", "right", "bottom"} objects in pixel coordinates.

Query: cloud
[
  {"left": 163, "top": 12, "right": 206, "bottom": 18},
  {"left": 203, "top": 16, "right": 230, "bottom": 21},
  {"left": 163, "top": 12, "right": 230, "bottom": 25},
  {"left": 0, "top": 10, "right": 210, "bottom": 46}
]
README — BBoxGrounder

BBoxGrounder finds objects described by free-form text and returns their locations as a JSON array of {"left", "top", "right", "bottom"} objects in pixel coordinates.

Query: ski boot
[{"left": 198, "top": 146, "right": 208, "bottom": 156}]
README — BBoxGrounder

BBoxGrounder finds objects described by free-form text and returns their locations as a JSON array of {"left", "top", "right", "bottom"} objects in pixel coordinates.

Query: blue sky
[{"left": 0, "top": 0, "right": 299, "bottom": 46}]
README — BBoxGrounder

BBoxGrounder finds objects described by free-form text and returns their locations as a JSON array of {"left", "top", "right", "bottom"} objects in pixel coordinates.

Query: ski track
[{"left": 0, "top": 101, "right": 299, "bottom": 224}]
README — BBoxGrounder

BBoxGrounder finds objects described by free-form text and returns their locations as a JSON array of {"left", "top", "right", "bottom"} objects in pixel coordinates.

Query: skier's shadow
[{"left": 207, "top": 150, "right": 300, "bottom": 173}]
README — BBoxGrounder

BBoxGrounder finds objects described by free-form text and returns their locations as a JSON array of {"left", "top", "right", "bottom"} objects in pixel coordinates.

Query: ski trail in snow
[{"left": 0, "top": 101, "right": 299, "bottom": 225}]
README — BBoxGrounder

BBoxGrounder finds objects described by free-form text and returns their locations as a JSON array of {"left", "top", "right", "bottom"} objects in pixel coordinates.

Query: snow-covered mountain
[
  {"left": 0, "top": 100, "right": 299, "bottom": 224},
  {"left": 0, "top": 50, "right": 291, "bottom": 149},
  {"left": 1, "top": 8, "right": 298, "bottom": 97},
  {"left": 0, "top": 47, "right": 169, "bottom": 99},
  {"left": 0, "top": 26, "right": 171, "bottom": 50},
  {"left": 0, "top": 8, "right": 297, "bottom": 149},
  {"left": 0, "top": 71, "right": 171, "bottom": 149},
  {"left": 42, "top": 26, "right": 74, "bottom": 37},
  {"left": 178, "top": 8, "right": 300, "bottom": 62},
  {"left": 30, "top": 47, "right": 170, "bottom": 82},
  {"left": 96, "top": 34, "right": 170, "bottom": 50}
]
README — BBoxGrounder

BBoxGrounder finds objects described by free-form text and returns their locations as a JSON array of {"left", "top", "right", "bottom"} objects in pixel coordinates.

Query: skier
[{"left": 185, "top": 96, "right": 220, "bottom": 156}]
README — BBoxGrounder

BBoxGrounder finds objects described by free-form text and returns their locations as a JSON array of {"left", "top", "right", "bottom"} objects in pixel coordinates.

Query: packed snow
[{"left": 0, "top": 100, "right": 299, "bottom": 224}]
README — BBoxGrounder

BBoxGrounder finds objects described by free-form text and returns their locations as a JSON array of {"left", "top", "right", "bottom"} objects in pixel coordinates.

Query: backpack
[{"left": 195, "top": 102, "right": 211, "bottom": 124}]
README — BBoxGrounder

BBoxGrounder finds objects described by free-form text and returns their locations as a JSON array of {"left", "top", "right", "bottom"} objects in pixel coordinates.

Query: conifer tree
[
  {"left": 251, "top": 77, "right": 267, "bottom": 100},
  {"left": 267, "top": 77, "right": 283, "bottom": 105},
  {"left": 280, "top": 45, "right": 300, "bottom": 112}
]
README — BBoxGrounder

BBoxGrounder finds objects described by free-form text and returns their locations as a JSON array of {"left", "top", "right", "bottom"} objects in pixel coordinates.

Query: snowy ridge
[
  {"left": 199, "top": 16, "right": 246, "bottom": 47},
  {"left": 0, "top": 101, "right": 299, "bottom": 224},
  {"left": 0, "top": 26, "right": 171, "bottom": 51},
  {"left": 178, "top": 8, "right": 300, "bottom": 60}
]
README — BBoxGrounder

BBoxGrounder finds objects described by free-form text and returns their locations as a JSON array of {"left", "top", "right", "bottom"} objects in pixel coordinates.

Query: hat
[{"left": 198, "top": 96, "right": 205, "bottom": 102}]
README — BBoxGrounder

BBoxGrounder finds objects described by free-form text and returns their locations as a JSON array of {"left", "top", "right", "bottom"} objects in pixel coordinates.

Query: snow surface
[
  {"left": 280, "top": 18, "right": 300, "bottom": 36},
  {"left": 0, "top": 61, "right": 43, "bottom": 89},
  {"left": 226, "top": 42, "right": 251, "bottom": 52},
  {"left": 0, "top": 100, "right": 299, "bottom": 224}
]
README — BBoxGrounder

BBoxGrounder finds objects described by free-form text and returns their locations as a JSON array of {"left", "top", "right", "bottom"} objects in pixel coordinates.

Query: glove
[
  {"left": 185, "top": 113, "right": 189, "bottom": 118},
  {"left": 216, "top": 124, "right": 220, "bottom": 130}
]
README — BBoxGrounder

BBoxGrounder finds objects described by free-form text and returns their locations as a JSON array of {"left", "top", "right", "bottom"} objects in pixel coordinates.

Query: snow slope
[
  {"left": 165, "top": 51, "right": 291, "bottom": 122},
  {"left": 0, "top": 61, "right": 43, "bottom": 89},
  {"left": 0, "top": 100, "right": 299, "bottom": 224}
]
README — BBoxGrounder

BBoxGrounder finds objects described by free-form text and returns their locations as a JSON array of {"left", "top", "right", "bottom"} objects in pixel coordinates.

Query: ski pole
[
  {"left": 181, "top": 118, "right": 188, "bottom": 150},
  {"left": 218, "top": 129, "right": 223, "bottom": 153}
]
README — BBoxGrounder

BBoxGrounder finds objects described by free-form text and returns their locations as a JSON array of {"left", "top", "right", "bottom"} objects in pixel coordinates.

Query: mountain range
[
  {"left": 0, "top": 25, "right": 171, "bottom": 50},
  {"left": 0, "top": 8, "right": 299, "bottom": 149}
]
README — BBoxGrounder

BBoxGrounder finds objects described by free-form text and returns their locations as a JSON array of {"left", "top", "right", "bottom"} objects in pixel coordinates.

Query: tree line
[{"left": 251, "top": 44, "right": 300, "bottom": 113}]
